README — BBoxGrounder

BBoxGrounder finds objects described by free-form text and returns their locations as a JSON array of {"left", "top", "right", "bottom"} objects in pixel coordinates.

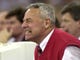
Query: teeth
[
  {"left": 26, "top": 31, "right": 29, "bottom": 33},
  {"left": 25, "top": 30, "right": 31, "bottom": 33},
  {"left": 24, "top": 28, "right": 32, "bottom": 33},
  {"left": 29, "top": 30, "right": 31, "bottom": 33}
]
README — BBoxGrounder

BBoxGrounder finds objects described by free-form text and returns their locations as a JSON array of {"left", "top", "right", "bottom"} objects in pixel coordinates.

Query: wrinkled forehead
[{"left": 25, "top": 8, "right": 41, "bottom": 17}]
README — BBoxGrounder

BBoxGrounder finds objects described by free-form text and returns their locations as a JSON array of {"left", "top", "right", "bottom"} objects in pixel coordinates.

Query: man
[
  {"left": 60, "top": 1, "right": 80, "bottom": 40},
  {"left": 5, "top": 7, "right": 25, "bottom": 43},
  {"left": 22, "top": 3, "right": 80, "bottom": 60}
]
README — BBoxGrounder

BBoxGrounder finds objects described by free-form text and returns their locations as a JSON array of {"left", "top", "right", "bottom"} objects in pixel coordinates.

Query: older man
[{"left": 22, "top": 3, "right": 80, "bottom": 60}]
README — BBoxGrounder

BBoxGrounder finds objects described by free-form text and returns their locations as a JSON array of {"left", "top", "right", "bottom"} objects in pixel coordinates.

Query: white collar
[{"left": 40, "top": 29, "right": 54, "bottom": 51}]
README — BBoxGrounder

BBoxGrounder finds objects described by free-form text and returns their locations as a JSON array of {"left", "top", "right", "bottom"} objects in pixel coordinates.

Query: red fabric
[
  {"left": 34, "top": 28, "right": 80, "bottom": 60},
  {"left": 35, "top": 46, "right": 39, "bottom": 60},
  {"left": 35, "top": 46, "right": 42, "bottom": 60}
]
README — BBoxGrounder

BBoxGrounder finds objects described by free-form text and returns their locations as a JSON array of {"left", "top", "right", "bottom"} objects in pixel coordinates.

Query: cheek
[
  {"left": 65, "top": 23, "right": 71, "bottom": 28},
  {"left": 33, "top": 22, "right": 44, "bottom": 29},
  {"left": 68, "top": 23, "right": 74, "bottom": 29},
  {"left": 68, "top": 23, "right": 75, "bottom": 32},
  {"left": 31, "top": 23, "right": 44, "bottom": 34},
  {"left": 14, "top": 25, "right": 21, "bottom": 32},
  {"left": 10, "top": 25, "right": 19, "bottom": 33},
  {"left": 28, "top": 20, "right": 44, "bottom": 33}
]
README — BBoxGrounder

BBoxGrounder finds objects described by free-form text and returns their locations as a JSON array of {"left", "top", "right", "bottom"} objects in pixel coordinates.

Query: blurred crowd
[
  {"left": 0, "top": 0, "right": 80, "bottom": 60},
  {"left": 0, "top": 0, "right": 80, "bottom": 44},
  {"left": 0, "top": 7, "right": 26, "bottom": 43}
]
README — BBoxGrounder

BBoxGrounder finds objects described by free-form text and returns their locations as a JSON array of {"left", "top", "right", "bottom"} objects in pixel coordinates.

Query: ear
[{"left": 44, "top": 19, "right": 51, "bottom": 29}]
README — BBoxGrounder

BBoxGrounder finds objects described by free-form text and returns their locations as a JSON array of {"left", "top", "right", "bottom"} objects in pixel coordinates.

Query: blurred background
[{"left": 0, "top": 0, "right": 80, "bottom": 22}]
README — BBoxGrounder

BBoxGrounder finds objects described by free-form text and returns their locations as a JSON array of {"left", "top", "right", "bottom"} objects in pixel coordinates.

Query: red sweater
[{"left": 35, "top": 28, "right": 80, "bottom": 60}]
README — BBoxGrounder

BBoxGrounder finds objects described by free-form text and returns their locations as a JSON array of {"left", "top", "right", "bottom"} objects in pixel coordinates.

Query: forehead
[
  {"left": 6, "top": 16, "right": 19, "bottom": 22},
  {"left": 24, "top": 8, "right": 41, "bottom": 18}
]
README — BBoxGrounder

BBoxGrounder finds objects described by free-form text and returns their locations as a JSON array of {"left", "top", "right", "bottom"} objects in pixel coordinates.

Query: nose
[{"left": 22, "top": 22, "right": 28, "bottom": 29}]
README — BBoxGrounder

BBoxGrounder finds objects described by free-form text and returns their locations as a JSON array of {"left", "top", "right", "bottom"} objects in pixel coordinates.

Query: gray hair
[{"left": 26, "top": 3, "right": 55, "bottom": 24}]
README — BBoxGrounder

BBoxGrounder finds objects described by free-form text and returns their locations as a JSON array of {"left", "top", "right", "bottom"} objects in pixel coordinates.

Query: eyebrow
[{"left": 23, "top": 18, "right": 32, "bottom": 21}]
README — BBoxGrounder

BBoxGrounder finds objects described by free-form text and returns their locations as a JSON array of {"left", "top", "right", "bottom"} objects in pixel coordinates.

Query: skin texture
[
  {"left": 6, "top": 16, "right": 23, "bottom": 37},
  {"left": 61, "top": 13, "right": 80, "bottom": 37},
  {"left": 0, "top": 11, "right": 8, "bottom": 31},
  {"left": 22, "top": 8, "right": 54, "bottom": 44}
]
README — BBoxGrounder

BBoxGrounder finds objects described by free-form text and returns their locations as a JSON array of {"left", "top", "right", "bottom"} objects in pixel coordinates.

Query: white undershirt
[
  {"left": 40, "top": 29, "right": 80, "bottom": 60},
  {"left": 40, "top": 29, "right": 54, "bottom": 51},
  {"left": 78, "top": 36, "right": 80, "bottom": 40}
]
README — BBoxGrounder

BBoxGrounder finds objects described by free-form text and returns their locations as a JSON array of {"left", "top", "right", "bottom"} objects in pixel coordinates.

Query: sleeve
[{"left": 62, "top": 46, "right": 80, "bottom": 60}]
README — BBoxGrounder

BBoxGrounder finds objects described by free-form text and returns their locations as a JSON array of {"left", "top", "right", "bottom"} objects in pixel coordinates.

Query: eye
[
  {"left": 63, "top": 19, "right": 70, "bottom": 22},
  {"left": 24, "top": 18, "right": 32, "bottom": 23},
  {"left": 6, "top": 21, "right": 15, "bottom": 25},
  {"left": 10, "top": 21, "right": 15, "bottom": 24}
]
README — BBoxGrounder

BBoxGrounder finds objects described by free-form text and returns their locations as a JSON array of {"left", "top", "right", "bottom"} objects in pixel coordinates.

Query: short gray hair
[{"left": 26, "top": 3, "right": 55, "bottom": 24}]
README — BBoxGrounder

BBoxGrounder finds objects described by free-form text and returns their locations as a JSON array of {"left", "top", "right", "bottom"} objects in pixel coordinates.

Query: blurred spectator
[
  {"left": 0, "top": 11, "right": 11, "bottom": 43},
  {"left": 60, "top": 1, "right": 80, "bottom": 40},
  {"left": 0, "top": 11, "right": 8, "bottom": 31},
  {"left": 5, "top": 7, "right": 26, "bottom": 43},
  {"left": 0, "top": 0, "right": 30, "bottom": 11}
]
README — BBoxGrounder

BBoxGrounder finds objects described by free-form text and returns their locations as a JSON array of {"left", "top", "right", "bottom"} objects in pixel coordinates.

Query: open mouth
[{"left": 25, "top": 29, "right": 32, "bottom": 35}]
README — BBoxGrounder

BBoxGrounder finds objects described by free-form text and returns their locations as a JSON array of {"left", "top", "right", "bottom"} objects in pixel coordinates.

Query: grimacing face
[
  {"left": 22, "top": 8, "right": 47, "bottom": 41},
  {"left": 61, "top": 13, "right": 79, "bottom": 36},
  {"left": 6, "top": 16, "right": 23, "bottom": 36}
]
